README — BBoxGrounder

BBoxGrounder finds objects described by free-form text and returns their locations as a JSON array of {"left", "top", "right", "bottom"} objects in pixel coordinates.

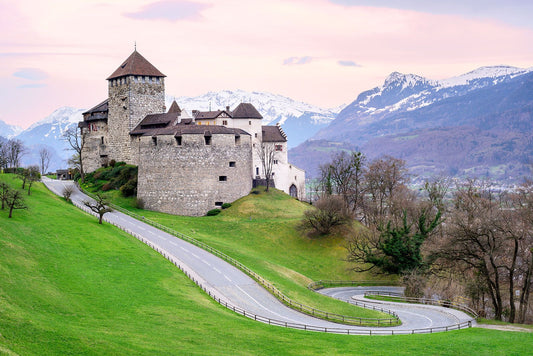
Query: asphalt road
[{"left": 43, "top": 178, "right": 475, "bottom": 334}]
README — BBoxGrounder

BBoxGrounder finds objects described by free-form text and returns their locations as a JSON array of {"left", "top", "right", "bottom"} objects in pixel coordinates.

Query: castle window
[
  {"left": 275, "top": 145, "right": 283, "bottom": 151},
  {"left": 249, "top": 121, "right": 251, "bottom": 125},
  {"left": 152, "top": 136, "right": 157, "bottom": 146},
  {"left": 204, "top": 135, "right": 211, "bottom": 145},
  {"left": 255, "top": 133, "right": 258, "bottom": 138},
  {"left": 175, "top": 136, "right": 182, "bottom": 146},
  {"left": 219, "top": 176, "right": 227, "bottom": 182},
  {"left": 229, "top": 161, "right": 236, "bottom": 167},
  {"left": 235, "top": 136, "right": 240, "bottom": 145},
  {"left": 101, "top": 136, "right": 104, "bottom": 145},
  {"left": 256, "top": 167, "right": 259, "bottom": 176},
  {"left": 215, "top": 201, "right": 223, "bottom": 207},
  {"left": 222, "top": 120, "right": 228, "bottom": 125},
  {"left": 273, "top": 160, "right": 278, "bottom": 164}
]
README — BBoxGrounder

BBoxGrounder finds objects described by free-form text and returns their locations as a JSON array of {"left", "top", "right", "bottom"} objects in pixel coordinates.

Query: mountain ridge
[{"left": 291, "top": 65, "right": 533, "bottom": 181}]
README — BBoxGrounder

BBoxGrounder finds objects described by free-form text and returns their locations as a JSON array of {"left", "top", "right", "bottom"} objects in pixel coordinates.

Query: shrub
[
  {"left": 109, "top": 159, "right": 116, "bottom": 167},
  {"left": 299, "top": 195, "right": 352, "bottom": 237},
  {"left": 101, "top": 183, "right": 113, "bottom": 191},
  {"left": 62, "top": 185, "right": 74, "bottom": 203},
  {"left": 251, "top": 190, "right": 260, "bottom": 195},
  {"left": 120, "top": 177, "right": 137, "bottom": 197},
  {"left": 206, "top": 209, "right": 221, "bottom": 216},
  {"left": 221, "top": 203, "right": 232, "bottom": 209},
  {"left": 134, "top": 197, "right": 144, "bottom": 209}
]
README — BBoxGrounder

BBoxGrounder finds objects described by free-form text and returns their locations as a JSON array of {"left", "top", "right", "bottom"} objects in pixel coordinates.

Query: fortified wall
[{"left": 136, "top": 131, "right": 252, "bottom": 216}]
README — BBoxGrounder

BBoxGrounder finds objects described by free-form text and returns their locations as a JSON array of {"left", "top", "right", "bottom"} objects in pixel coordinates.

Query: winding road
[{"left": 43, "top": 178, "right": 475, "bottom": 335}]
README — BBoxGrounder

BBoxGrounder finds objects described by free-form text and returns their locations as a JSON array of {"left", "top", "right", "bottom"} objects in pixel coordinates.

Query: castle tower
[{"left": 106, "top": 50, "right": 166, "bottom": 164}]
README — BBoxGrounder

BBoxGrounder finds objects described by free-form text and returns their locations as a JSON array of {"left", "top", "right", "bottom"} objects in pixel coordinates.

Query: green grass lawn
[
  {"left": 0, "top": 174, "right": 531, "bottom": 355},
  {"left": 83, "top": 183, "right": 397, "bottom": 321}
]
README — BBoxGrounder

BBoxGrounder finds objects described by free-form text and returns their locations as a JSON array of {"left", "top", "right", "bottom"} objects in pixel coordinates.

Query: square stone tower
[{"left": 106, "top": 50, "right": 166, "bottom": 164}]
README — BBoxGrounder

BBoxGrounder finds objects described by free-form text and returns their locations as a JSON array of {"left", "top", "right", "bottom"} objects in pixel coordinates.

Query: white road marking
[
  {"left": 169, "top": 241, "right": 177, "bottom": 246},
  {"left": 224, "top": 275, "right": 232, "bottom": 282},
  {"left": 180, "top": 246, "right": 190, "bottom": 253},
  {"left": 201, "top": 259, "right": 211, "bottom": 267},
  {"left": 192, "top": 253, "right": 200, "bottom": 259},
  {"left": 213, "top": 267, "right": 222, "bottom": 274}
]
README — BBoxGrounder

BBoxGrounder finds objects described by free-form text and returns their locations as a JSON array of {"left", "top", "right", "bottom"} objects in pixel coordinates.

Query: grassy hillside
[
  {"left": 0, "top": 175, "right": 531, "bottom": 354},
  {"left": 84, "top": 183, "right": 396, "bottom": 319}
]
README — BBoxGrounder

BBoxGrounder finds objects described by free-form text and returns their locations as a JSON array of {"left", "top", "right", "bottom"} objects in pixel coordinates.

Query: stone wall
[
  {"left": 107, "top": 76, "right": 165, "bottom": 165},
  {"left": 81, "top": 120, "right": 109, "bottom": 173},
  {"left": 137, "top": 133, "right": 252, "bottom": 216}
]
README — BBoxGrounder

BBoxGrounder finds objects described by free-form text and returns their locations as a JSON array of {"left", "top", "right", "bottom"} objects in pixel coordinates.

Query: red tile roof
[{"left": 107, "top": 50, "right": 166, "bottom": 80}]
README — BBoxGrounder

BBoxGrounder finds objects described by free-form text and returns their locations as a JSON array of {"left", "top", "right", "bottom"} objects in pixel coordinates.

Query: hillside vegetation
[
  {"left": 83, "top": 180, "right": 394, "bottom": 319},
  {"left": 1, "top": 175, "right": 531, "bottom": 354}
]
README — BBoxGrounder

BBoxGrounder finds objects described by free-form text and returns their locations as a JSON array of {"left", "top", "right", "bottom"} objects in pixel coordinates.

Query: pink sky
[{"left": 1, "top": 0, "right": 533, "bottom": 129}]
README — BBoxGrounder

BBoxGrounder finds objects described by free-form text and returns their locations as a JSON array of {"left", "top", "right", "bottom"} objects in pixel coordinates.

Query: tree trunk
[
  {"left": 98, "top": 214, "right": 103, "bottom": 224},
  {"left": 518, "top": 251, "right": 533, "bottom": 324},
  {"left": 8, "top": 204, "right": 14, "bottom": 218},
  {"left": 508, "top": 238, "right": 519, "bottom": 323}
]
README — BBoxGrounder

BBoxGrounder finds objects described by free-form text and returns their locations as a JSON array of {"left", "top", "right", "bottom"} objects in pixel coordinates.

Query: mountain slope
[
  {"left": 291, "top": 66, "right": 533, "bottom": 181},
  {"left": 17, "top": 107, "right": 85, "bottom": 171},
  {"left": 0, "top": 120, "right": 23, "bottom": 139},
  {"left": 168, "top": 89, "right": 338, "bottom": 147}
]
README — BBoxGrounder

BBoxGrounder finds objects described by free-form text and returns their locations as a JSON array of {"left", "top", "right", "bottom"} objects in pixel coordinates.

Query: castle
[{"left": 80, "top": 50, "right": 305, "bottom": 216}]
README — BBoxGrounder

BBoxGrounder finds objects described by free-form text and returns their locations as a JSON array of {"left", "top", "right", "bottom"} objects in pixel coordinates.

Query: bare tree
[
  {"left": 299, "top": 195, "right": 352, "bottom": 237},
  {"left": 62, "top": 185, "right": 74, "bottom": 203},
  {"left": 362, "top": 156, "right": 409, "bottom": 225},
  {"left": 7, "top": 139, "right": 26, "bottom": 169},
  {"left": 17, "top": 168, "right": 29, "bottom": 189},
  {"left": 256, "top": 142, "right": 277, "bottom": 192},
  {"left": 0, "top": 137, "right": 8, "bottom": 171},
  {"left": 6, "top": 189, "right": 27, "bottom": 218},
  {"left": 319, "top": 151, "right": 366, "bottom": 215},
  {"left": 431, "top": 180, "right": 533, "bottom": 322},
  {"left": 39, "top": 147, "right": 53, "bottom": 175},
  {"left": 83, "top": 193, "right": 112, "bottom": 224},
  {"left": 63, "top": 126, "right": 86, "bottom": 182},
  {"left": 25, "top": 166, "right": 41, "bottom": 195}
]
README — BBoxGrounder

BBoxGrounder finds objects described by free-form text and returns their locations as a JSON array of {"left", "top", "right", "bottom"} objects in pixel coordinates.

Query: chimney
[{"left": 226, "top": 106, "right": 230, "bottom": 112}]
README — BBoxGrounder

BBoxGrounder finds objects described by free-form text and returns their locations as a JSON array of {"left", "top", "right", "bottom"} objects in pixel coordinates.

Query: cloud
[
  {"left": 13, "top": 68, "right": 48, "bottom": 81},
  {"left": 283, "top": 56, "right": 313, "bottom": 66},
  {"left": 124, "top": 1, "right": 212, "bottom": 21},
  {"left": 338, "top": 60, "right": 361, "bottom": 67}
]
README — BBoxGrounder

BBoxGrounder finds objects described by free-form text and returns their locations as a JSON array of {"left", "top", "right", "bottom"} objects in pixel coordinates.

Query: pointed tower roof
[
  {"left": 168, "top": 100, "right": 181, "bottom": 114},
  {"left": 107, "top": 50, "right": 166, "bottom": 80}
]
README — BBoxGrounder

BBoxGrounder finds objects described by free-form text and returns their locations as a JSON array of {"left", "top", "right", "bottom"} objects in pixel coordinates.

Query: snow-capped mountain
[
  {"left": 292, "top": 65, "right": 533, "bottom": 181},
  {"left": 315, "top": 65, "right": 533, "bottom": 142},
  {"left": 0, "top": 120, "right": 23, "bottom": 139},
  {"left": 167, "top": 89, "right": 338, "bottom": 147},
  {"left": 16, "top": 107, "right": 85, "bottom": 171},
  {"left": 13, "top": 91, "right": 336, "bottom": 171}
]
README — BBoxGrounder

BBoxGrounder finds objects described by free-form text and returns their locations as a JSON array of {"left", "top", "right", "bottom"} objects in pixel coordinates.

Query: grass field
[
  {"left": 0, "top": 174, "right": 531, "bottom": 355},
  {"left": 82, "top": 183, "right": 397, "bottom": 320}
]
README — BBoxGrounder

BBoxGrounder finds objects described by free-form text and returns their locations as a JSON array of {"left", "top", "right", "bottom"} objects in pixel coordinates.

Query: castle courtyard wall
[{"left": 137, "top": 133, "right": 252, "bottom": 216}]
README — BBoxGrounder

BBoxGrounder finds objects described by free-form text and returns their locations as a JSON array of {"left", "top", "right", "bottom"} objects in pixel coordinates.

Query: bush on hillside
[
  {"left": 221, "top": 203, "right": 232, "bottom": 209},
  {"left": 206, "top": 209, "right": 221, "bottom": 216},
  {"left": 299, "top": 195, "right": 352, "bottom": 237},
  {"left": 120, "top": 177, "right": 137, "bottom": 197}
]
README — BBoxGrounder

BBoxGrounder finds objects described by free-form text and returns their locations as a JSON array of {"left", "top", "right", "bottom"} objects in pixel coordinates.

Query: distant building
[{"left": 80, "top": 50, "right": 305, "bottom": 216}]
